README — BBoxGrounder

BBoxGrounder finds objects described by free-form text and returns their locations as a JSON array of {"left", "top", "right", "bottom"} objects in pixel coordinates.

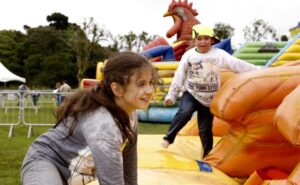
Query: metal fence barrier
[
  {"left": 0, "top": 90, "right": 71, "bottom": 138},
  {"left": 0, "top": 91, "right": 21, "bottom": 137}
]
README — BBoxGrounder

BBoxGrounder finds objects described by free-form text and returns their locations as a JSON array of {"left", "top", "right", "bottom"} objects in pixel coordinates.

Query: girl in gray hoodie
[{"left": 21, "top": 51, "right": 158, "bottom": 185}]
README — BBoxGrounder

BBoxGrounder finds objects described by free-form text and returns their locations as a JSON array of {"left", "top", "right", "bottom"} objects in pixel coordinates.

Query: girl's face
[
  {"left": 115, "top": 66, "right": 155, "bottom": 114},
  {"left": 194, "top": 36, "right": 213, "bottom": 53}
]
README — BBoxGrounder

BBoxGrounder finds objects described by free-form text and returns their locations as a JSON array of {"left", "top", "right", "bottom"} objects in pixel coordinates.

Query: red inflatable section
[
  {"left": 143, "top": 37, "right": 188, "bottom": 61},
  {"left": 172, "top": 41, "right": 189, "bottom": 61},
  {"left": 143, "top": 37, "right": 169, "bottom": 50},
  {"left": 80, "top": 79, "right": 101, "bottom": 89}
]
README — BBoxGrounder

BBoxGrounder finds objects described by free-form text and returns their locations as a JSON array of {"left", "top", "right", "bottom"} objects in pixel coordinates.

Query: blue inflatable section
[
  {"left": 139, "top": 45, "right": 175, "bottom": 61},
  {"left": 214, "top": 39, "right": 234, "bottom": 55},
  {"left": 140, "top": 39, "right": 233, "bottom": 61},
  {"left": 138, "top": 107, "right": 179, "bottom": 123}
]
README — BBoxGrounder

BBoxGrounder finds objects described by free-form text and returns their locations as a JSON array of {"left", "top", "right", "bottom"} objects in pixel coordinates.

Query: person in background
[
  {"left": 21, "top": 51, "right": 158, "bottom": 185},
  {"left": 53, "top": 81, "right": 62, "bottom": 106},
  {"left": 161, "top": 24, "right": 260, "bottom": 158},
  {"left": 60, "top": 80, "right": 71, "bottom": 103},
  {"left": 18, "top": 83, "right": 29, "bottom": 107},
  {"left": 19, "top": 83, "right": 29, "bottom": 97},
  {"left": 31, "top": 86, "right": 40, "bottom": 108}
]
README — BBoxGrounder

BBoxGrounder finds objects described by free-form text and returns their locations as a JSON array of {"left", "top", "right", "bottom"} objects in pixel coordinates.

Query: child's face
[
  {"left": 118, "top": 66, "right": 155, "bottom": 113},
  {"left": 194, "top": 35, "right": 213, "bottom": 53}
]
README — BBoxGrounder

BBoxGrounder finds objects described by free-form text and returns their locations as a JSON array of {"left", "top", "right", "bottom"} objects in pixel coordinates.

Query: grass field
[{"left": 0, "top": 121, "right": 169, "bottom": 185}]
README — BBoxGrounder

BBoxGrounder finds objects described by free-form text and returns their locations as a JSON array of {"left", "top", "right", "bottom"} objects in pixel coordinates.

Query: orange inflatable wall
[
  {"left": 275, "top": 84, "right": 300, "bottom": 145},
  {"left": 244, "top": 156, "right": 300, "bottom": 184},
  {"left": 204, "top": 66, "right": 300, "bottom": 178},
  {"left": 178, "top": 116, "right": 231, "bottom": 137}
]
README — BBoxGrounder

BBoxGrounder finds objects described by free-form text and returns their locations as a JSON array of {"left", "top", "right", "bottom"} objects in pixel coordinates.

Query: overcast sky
[{"left": 1, "top": 0, "right": 299, "bottom": 47}]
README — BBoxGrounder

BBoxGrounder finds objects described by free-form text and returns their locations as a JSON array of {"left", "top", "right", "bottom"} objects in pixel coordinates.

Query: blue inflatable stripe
[{"left": 138, "top": 107, "right": 179, "bottom": 123}]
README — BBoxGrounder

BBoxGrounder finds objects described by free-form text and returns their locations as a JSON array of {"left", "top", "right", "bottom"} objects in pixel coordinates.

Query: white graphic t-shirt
[{"left": 165, "top": 47, "right": 259, "bottom": 107}]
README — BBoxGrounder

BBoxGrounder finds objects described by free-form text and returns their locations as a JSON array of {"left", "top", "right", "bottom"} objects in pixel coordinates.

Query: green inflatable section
[{"left": 234, "top": 41, "right": 287, "bottom": 66}]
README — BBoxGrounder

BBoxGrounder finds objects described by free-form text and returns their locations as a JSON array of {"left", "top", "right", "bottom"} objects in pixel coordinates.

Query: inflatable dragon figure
[
  {"left": 164, "top": 0, "right": 200, "bottom": 42},
  {"left": 143, "top": 0, "right": 200, "bottom": 61}
]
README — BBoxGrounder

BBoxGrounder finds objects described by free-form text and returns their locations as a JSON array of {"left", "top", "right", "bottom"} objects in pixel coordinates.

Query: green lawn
[{"left": 0, "top": 121, "right": 169, "bottom": 185}]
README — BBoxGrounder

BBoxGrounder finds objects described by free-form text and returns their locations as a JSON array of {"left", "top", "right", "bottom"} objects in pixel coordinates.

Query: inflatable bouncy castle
[
  {"left": 85, "top": 64, "right": 300, "bottom": 185},
  {"left": 79, "top": 1, "right": 300, "bottom": 184}
]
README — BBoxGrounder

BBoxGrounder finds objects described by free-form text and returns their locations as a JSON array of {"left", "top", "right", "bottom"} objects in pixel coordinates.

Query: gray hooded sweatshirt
[{"left": 21, "top": 106, "right": 138, "bottom": 185}]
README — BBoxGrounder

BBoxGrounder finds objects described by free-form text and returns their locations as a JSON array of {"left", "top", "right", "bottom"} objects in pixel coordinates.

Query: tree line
[
  {"left": 0, "top": 12, "right": 285, "bottom": 88},
  {"left": 0, "top": 13, "right": 159, "bottom": 88}
]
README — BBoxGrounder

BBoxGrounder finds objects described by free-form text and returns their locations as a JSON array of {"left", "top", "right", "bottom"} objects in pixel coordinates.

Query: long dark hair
[{"left": 54, "top": 51, "right": 157, "bottom": 146}]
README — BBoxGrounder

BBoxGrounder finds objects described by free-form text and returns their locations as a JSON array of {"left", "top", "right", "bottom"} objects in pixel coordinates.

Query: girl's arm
[
  {"left": 122, "top": 112, "right": 138, "bottom": 185},
  {"left": 122, "top": 133, "right": 137, "bottom": 185},
  {"left": 80, "top": 108, "right": 126, "bottom": 185}
]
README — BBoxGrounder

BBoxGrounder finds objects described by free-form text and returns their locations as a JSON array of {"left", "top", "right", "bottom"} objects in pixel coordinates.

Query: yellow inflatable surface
[
  {"left": 271, "top": 37, "right": 300, "bottom": 66},
  {"left": 87, "top": 135, "right": 238, "bottom": 185},
  {"left": 96, "top": 62, "right": 104, "bottom": 80},
  {"left": 88, "top": 168, "right": 239, "bottom": 185}
]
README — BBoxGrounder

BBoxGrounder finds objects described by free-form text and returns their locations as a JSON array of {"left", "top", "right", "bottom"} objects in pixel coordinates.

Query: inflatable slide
[
  {"left": 266, "top": 32, "right": 300, "bottom": 67},
  {"left": 234, "top": 41, "right": 286, "bottom": 66}
]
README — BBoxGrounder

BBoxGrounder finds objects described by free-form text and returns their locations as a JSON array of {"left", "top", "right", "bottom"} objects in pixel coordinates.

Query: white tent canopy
[{"left": 0, "top": 62, "right": 26, "bottom": 83}]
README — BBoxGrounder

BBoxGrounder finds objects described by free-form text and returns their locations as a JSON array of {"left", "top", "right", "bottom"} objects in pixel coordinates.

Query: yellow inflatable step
[
  {"left": 158, "top": 77, "right": 173, "bottom": 85},
  {"left": 294, "top": 38, "right": 300, "bottom": 45},
  {"left": 286, "top": 45, "right": 300, "bottom": 52},
  {"left": 277, "top": 53, "right": 300, "bottom": 61},
  {"left": 152, "top": 62, "right": 179, "bottom": 70}
]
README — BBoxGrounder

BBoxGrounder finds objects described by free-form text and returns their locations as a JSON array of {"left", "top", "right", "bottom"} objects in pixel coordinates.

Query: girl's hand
[{"left": 164, "top": 99, "right": 174, "bottom": 106}]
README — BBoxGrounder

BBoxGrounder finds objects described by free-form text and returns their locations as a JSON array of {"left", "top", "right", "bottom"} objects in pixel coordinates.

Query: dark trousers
[
  {"left": 163, "top": 91, "right": 214, "bottom": 157},
  {"left": 32, "top": 95, "right": 39, "bottom": 106}
]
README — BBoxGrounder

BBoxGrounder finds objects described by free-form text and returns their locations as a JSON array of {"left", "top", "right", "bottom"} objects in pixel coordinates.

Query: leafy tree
[
  {"left": 21, "top": 27, "right": 75, "bottom": 87},
  {"left": 1, "top": 13, "right": 159, "bottom": 88},
  {"left": 117, "top": 31, "right": 137, "bottom": 51},
  {"left": 69, "top": 17, "right": 112, "bottom": 84},
  {"left": 110, "top": 31, "right": 158, "bottom": 52},
  {"left": 0, "top": 30, "right": 26, "bottom": 76},
  {"left": 47, "top": 12, "right": 69, "bottom": 30},
  {"left": 134, "top": 31, "right": 159, "bottom": 51},
  {"left": 243, "top": 19, "right": 277, "bottom": 42},
  {"left": 19, "top": 15, "right": 115, "bottom": 87},
  {"left": 214, "top": 23, "right": 234, "bottom": 40},
  {"left": 84, "top": 44, "right": 114, "bottom": 79}
]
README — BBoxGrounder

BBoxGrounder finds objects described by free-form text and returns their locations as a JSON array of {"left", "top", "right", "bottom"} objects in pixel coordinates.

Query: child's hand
[{"left": 164, "top": 99, "right": 174, "bottom": 106}]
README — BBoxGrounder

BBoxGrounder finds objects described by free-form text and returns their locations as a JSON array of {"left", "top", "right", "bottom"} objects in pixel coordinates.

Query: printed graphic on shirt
[
  {"left": 68, "top": 148, "right": 96, "bottom": 185},
  {"left": 187, "top": 58, "right": 220, "bottom": 103}
]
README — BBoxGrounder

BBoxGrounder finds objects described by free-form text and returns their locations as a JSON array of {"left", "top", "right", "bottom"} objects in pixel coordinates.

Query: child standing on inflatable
[
  {"left": 21, "top": 51, "right": 157, "bottom": 185},
  {"left": 161, "top": 24, "right": 260, "bottom": 158}
]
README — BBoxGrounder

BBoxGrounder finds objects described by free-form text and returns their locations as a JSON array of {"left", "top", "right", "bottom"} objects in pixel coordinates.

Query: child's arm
[
  {"left": 165, "top": 56, "right": 188, "bottom": 104},
  {"left": 221, "top": 50, "right": 260, "bottom": 73}
]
